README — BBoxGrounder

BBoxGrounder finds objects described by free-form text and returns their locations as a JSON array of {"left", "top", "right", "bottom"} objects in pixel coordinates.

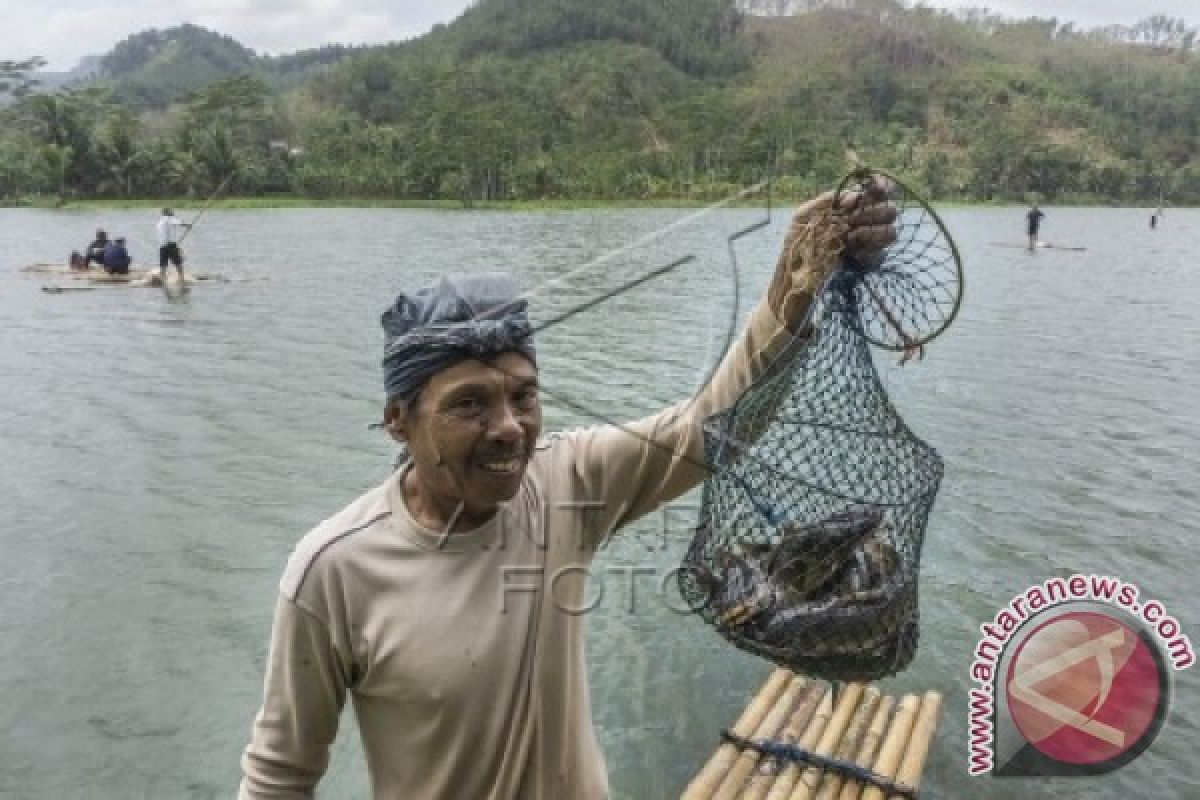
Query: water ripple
[{"left": 3, "top": 206, "right": 1200, "bottom": 799}]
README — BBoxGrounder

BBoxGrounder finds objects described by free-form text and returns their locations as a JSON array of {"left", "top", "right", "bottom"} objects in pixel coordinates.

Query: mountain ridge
[{"left": 4, "top": 0, "right": 1199, "bottom": 205}]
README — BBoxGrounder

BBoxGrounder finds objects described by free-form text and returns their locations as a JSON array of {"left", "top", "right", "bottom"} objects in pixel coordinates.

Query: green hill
[
  {"left": 84, "top": 24, "right": 357, "bottom": 107},
  {"left": 95, "top": 25, "right": 258, "bottom": 107},
  {"left": 1, "top": 0, "right": 1197, "bottom": 205}
]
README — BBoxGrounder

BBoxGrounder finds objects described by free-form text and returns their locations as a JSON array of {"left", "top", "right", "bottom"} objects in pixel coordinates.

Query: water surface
[{"left": 1, "top": 205, "right": 1197, "bottom": 798}]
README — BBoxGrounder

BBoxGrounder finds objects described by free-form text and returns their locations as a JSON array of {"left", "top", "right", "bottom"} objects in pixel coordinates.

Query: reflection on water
[{"left": 1, "top": 206, "right": 1198, "bottom": 799}]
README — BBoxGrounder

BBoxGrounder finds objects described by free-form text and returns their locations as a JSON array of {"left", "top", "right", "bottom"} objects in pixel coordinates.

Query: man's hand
[{"left": 767, "top": 178, "right": 898, "bottom": 331}]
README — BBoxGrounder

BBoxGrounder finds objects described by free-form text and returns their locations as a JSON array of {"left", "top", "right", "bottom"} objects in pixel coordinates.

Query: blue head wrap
[{"left": 381, "top": 272, "right": 536, "bottom": 404}]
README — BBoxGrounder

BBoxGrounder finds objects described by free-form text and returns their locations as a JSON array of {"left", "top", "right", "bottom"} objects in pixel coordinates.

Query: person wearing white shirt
[{"left": 156, "top": 208, "right": 192, "bottom": 283}]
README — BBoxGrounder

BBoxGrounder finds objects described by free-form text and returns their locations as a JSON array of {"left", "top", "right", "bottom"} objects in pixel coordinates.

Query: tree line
[{"left": 1, "top": 0, "right": 1197, "bottom": 206}]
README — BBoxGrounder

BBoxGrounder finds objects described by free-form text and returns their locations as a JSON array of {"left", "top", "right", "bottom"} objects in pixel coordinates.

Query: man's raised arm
[{"left": 566, "top": 185, "right": 896, "bottom": 543}]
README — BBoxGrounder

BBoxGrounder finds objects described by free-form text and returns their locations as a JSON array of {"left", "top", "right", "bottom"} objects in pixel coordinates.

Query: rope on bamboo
[
  {"left": 742, "top": 684, "right": 827, "bottom": 800},
  {"left": 712, "top": 676, "right": 810, "bottom": 800},
  {"left": 682, "top": 669, "right": 793, "bottom": 800},
  {"left": 765, "top": 688, "right": 833, "bottom": 800},
  {"left": 859, "top": 694, "right": 920, "bottom": 800},
  {"left": 835, "top": 696, "right": 895, "bottom": 800},
  {"left": 814, "top": 688, "right": 881, "bottom": 800},
  {"left": 787, "top": 683, "right": 867, "bottom": 800},
  {"left": 717, "top": 732, "right": 918, "bottom": 800}
]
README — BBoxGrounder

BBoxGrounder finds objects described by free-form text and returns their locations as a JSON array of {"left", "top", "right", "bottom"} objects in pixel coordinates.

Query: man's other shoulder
[{"left": 279, "top": 481, "right": 392, "bottom": 600}]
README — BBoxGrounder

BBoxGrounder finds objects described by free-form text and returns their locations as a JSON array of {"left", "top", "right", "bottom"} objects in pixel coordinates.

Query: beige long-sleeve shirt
[{"left": 239, "top": 300, "right": 794, "bottom": 799}]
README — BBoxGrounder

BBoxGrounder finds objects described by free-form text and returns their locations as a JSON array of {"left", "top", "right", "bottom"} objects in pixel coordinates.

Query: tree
[{"left": 0, "top": 57, "right": 45, "bottom": 99}]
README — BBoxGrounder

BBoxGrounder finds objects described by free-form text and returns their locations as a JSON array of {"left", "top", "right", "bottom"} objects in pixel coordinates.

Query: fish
[
  {"left": 696, "top": 506, "right": 916, "bottom": 676},
  {"left": 766, "top": 505, "right": 887, "bottom": 597},
  {"left": 700, "top": 506, "right": 892, "bottom": 633}
]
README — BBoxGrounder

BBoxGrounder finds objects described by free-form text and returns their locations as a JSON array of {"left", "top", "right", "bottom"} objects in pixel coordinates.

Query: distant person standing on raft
[
  {"left": 156, "top": 208, "right": 192, "bottom": 283},
  {"left": 1026, "top": 204, "right": 1045, "bottom": 251}
]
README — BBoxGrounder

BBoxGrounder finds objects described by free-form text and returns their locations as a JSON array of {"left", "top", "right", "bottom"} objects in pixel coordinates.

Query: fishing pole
[{"left": 179, "top": 170, "right": 236, "bottom": 246}]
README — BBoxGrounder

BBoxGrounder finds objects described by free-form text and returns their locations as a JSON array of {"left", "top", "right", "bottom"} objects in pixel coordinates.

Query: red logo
[{"left": 1004, "top": 610, "right": 1167, "bottom": 772}]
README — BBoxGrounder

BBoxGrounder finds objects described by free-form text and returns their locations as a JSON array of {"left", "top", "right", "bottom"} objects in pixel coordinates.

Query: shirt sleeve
[
  {"left": 238, "top": 595, "right": 349, "bottom": 800},
  {"left": 566, "top": 299, "right": 796, "bottom": 544}
]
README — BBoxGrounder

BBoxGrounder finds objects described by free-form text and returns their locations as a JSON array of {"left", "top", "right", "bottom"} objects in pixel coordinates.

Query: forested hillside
[
  {"left": 1, "top": 0, "right": 1197, "bottom": 205},
  {"left": 92, "top": 25, "right": 358, "bottom": 107}
]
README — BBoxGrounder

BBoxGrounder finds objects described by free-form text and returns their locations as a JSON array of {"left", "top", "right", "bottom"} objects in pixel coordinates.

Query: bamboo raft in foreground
[{"left": 682, "top": 670, "right": 941, "bottom": 800}]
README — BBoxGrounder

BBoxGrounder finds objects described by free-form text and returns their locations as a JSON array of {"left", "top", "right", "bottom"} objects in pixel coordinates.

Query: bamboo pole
[
  {"left": 682, "top": 669, "right": 793, "bottom": 800},
  {"left": 888, "top": 692, "right": 942, "bottom": 800},
  {"left": 764, "top": 689, "right": 835, "bottom": 800},
  {"left": 712, "top": 676, "right": 809, "bottom": 800},
  {"left": 858, "top": 694, "right": 920, "bottom": 800},
  {"left": 787, "top": 684, "right": 869, "bottom": 800},
  {"left": 813, "top": 688, "right": 881, "bottom": 800},
  {"left": 741, "top": 683, "right": 828, "bottom": 800},
  {"left": 835, "top": 697, "right": 895, "bottom": 800}
]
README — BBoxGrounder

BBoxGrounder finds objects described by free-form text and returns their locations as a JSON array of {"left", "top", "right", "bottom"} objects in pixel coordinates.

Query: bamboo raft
[
  {"left": 20, "top": 264, "right": 266, "bottom": 293},
  {"left": 20, "top": 264, "right": 223, "bottom": 282},
  {"left": 682, "top": 670, "right": 941, "bottom": 800}
]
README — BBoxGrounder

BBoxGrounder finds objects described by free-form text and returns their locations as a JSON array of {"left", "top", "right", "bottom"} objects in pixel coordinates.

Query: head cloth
[{"left": 381, "top": 272, "right": 536, "bottom": 404}]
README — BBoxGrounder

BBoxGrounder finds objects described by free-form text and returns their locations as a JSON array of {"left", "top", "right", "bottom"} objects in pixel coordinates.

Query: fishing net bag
[{"left": 678, "top": 169, "right": 963, "bottom": 682}]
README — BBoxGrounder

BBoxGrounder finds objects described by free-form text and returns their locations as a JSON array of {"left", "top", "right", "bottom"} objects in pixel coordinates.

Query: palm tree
[
  {"left": 37, "top": 143, "right": 72, "bottom": 201},
  {"left": 195, "top": 125, "right": 240, "bottom": 193}
]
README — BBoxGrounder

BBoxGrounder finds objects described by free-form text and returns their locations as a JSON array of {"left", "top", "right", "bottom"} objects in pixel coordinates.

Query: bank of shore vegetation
[{"left": 1, "top": 0, "right": 1198, "bottom": 207}]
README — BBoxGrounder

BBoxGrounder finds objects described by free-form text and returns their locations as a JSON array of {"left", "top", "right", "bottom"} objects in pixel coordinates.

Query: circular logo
[{"left": 1005, "top": 610, "right": 1169, "bottom": 771}]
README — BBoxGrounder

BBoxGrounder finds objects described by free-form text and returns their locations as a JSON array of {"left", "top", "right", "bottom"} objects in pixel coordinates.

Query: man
[
  {"left": 238, "top": 187, "right": 896, "bottom": 800},
  {"left": 101, "top": 237, "right": 131, "bottom": 275},
  {"left": 1026, "top": 203, "right": 1045, "bottom": 251},
  {"left": 156, "top": 208, "right": 191, "bottom": 283},
  {"left": 85, "top": 229, "right": 109, "bottom": 268}
]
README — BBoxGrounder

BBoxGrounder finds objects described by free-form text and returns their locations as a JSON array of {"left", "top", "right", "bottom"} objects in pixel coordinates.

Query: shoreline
[{"left": 2, "top": 195, "right": 1184, "bottom": 212}]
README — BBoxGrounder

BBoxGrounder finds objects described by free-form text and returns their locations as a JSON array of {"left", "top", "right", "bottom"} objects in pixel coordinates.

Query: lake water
[{"left": 1, "top": 205, "right": 1197, "bottom": 799}]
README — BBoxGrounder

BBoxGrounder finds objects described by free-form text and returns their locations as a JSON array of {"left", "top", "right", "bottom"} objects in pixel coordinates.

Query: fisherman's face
[{"left": 391, "top": 352, "right": 541, "bottom": 519}]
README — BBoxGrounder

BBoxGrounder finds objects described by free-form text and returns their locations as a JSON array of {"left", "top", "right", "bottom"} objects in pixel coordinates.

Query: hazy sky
[{"left": 3, "top": 0, "right": 1195, "bottom": 71}]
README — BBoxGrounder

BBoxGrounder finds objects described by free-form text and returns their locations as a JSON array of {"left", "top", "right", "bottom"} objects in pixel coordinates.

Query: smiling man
[{"left": 238, "top": 187, "right": 896, "bottom": 800}]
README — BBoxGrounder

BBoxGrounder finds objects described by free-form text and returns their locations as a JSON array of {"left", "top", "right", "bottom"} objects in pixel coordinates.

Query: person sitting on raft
[
  {"left": 101, "top": 237, "right": 132, "bottom": 275},
  {"left": 85, "top": 229, "right": 109, "bottom": 267}
]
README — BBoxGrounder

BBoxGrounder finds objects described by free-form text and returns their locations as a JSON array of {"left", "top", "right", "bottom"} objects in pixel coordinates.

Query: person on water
[
  {"left": 237, "top": 183, "right": 898, "bottom": 799},
  {"left": 1026, "top": 203, "right": 1045, "bottom": 251},
  {"left": 156, "top": 208, "right": 192, "bottom": 283},
  {"left": 101, "top": 237, "right": 131, "bottom": 275},
  {"left": 85, "top": 229, "right": 109, "bottom": 267}
]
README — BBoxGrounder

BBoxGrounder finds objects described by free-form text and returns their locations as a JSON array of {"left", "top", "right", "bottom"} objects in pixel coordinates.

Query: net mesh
[{"left": 677, "top": 172, "right": 958, "bottom": 682}]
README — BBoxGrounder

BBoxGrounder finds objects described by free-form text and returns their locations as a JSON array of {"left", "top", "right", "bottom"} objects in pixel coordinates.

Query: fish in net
[{"left": 678, "top": 169, "right": 962, "bottom": 681}]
